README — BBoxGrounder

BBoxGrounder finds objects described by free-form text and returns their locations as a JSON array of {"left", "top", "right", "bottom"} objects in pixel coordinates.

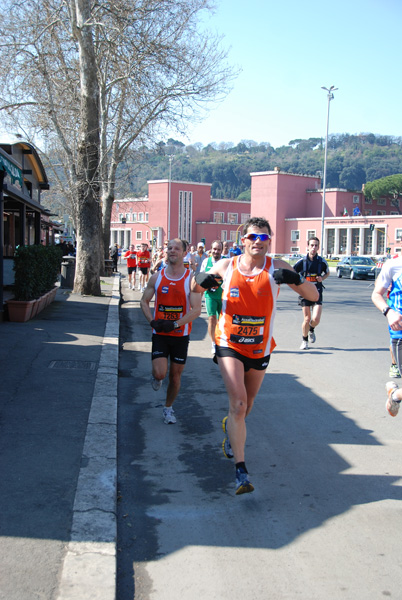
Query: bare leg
[
  {"left": 217, "top": 355, "right": 266, "bottom": 463},
  {"left": 152, "top": 356, "right": 168, "bottom": 382},
  {"left": 302, "top": 306, "right": 312, "bottom": 337},
  {"left": 165, "top": 362, "right": 185, "bottom": 407},
  {"left": 208, "top": 315, "right": 217, "bottom": 343},
  {"left": 310, "top": 304, "right": 322, "bottom": 328}
]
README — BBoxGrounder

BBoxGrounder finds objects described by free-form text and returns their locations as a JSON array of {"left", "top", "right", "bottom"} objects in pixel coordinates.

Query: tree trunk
[
  {"left": 72, "top": 0, "right": 102, "bottom": 295},
  {"left": 102, "top": 190, "right": 115, "bottom": 260}
]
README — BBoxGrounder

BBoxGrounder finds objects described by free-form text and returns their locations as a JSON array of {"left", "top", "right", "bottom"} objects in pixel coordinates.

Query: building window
[
  {"left": 230, "top": 231, "right": 237, "bottom": 241},
  {"left": 339, "top": 228, "right": 348, "bottom": 254},
  {"left": 145, "top": 212, "right": 149, "bottom": 222},
  {"left": 377, "top": 198, "right": 386, "bottom": 206},
  {"left": 353, "top": 195, "right": 360, "bottom": 204},
  {"left": 396, "top": 229, "right": 402, "bottom": 241},
  {"left": 136, "top": 231, "right": 142, "bottom": 240},
  {"left": 221, "top": 230, "right": 227, "bottom": 241},
  {"left": 376, "top": 210, "right": 386, "bottom": 216},
  {"left": 214, "top": 212, "right": 224, "bottom": 223},
  {"left": 307, "top": 229, "right": 316, "bottom": 240},
  {"left": 241, "top": 213, "right": 250, "bottom": 223},
  {"left": 390, "top": 211, "right": 400, "bottom": 216},
  {"left": 351, "top": 228, "right": 360, "bottom": 253},
  {"left": 132, "top": 213, "right": 137, "bottom": 222},
  {"left": 291, "top": 230, "right": 300, "bottom": 242},
  {"left": 119, "top": 213, "right": 123, "bottom": 221},
  {"left": 364, "top": 197, "right": 372, "bottom": 204},
  {"left": 228, "top": 213, "right": 238, "bottom": 224},
  {"left": 178, "top": 191, "right": 193, "bottom": 242},
  {"left": 290, "top": 247, "right": 300, "bottom": 253},
  {"left": 364, "top": 209, "right": 372, "bottom": 216},
  {"left": 125, "top": 213, "right": 130, "bottom": 222},
  {"left": 187, "top": 193, "right": 192, "bottom": 241},
  {"left": 138, "top": 212, "right": 144, "bottom": 222},
  {"left": 327, "top": 229, "right": 335, "bottom": 255}
]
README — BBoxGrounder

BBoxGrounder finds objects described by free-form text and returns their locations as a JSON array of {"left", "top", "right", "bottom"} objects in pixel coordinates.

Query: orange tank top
[
  {"left": 153, "top": 267, "right": 192, "bottom": 337},
  {"left": 215, "top": 255, "right": 278, "bottom": 358}
]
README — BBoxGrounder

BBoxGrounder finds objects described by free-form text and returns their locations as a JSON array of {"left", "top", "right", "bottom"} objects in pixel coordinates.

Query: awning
[{"left": 0, "top": 152, "right": 23, "bottom": 187}]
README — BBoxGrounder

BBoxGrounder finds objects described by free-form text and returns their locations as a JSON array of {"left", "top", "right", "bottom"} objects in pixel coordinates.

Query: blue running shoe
[
  {"left": 235, "top": 468, "right": 254, "bottom": 495},
  {"left": 222, "top": 416, "right": 234, "bottom": 459}
]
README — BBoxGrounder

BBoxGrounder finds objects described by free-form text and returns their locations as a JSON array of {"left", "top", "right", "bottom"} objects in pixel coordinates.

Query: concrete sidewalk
[{"left": 0, "top": 274, "right": 120, "bottom": 600}]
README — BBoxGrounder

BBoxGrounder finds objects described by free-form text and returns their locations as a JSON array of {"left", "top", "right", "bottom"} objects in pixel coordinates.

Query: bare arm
[
  {"left": 191, "top": 258, "right": 230, "bottom": 293},
  {"left": 140, "top": 273, "right": 157, "bottom": 324},
  {"left": 179, "top": 287, "right": 202, "bottom": 326},
  {"left": 274, "top": 259, "right": 319, "bottom": 302},
  {"left": 372, "top": 279, "right": 402, "bottom": 331},
  {"left": 320, "top": 269, "right": 330, "bottom": 282}
]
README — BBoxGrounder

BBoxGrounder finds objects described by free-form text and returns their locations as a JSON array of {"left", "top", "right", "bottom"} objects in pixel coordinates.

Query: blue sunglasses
[{"left": 243, "top": 233, "right": 271, "bottom": 242}]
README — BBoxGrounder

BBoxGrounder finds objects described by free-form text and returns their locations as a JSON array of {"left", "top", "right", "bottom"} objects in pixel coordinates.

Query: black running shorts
[
  {"left": 152, "top": 334, "right": 190, "bottom": 364},
  {"left": 215, "top": 345, "right": 271, "bottom": 372}
]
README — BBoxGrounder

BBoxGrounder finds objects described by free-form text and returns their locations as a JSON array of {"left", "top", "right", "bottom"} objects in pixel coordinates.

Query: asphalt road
[{"left": 117, "top": 274, "right": 402, "bottom": 600}]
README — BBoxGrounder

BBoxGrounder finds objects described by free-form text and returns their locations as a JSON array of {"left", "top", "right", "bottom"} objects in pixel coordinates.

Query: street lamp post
[
  {"left": 168, "top": 155, "right": 173, "bottom": 240},
  {"left": 320, "top": 85, "right": 338, "bottom": 255}
]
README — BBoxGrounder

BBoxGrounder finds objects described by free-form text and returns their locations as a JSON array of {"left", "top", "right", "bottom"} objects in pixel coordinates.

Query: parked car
[{"left": 336, "top": 256, "right": 376, "bottom": 280}]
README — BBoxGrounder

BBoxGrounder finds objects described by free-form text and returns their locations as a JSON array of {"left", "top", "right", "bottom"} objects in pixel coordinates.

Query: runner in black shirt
[{"left": 294, "top": 237, "right": 330, "bottom": 350}]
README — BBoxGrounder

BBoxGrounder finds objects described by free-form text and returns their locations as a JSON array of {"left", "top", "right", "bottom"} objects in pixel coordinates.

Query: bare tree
[
  {"left": 0, "top": 0, "right": 237, "bottom": 290},
  {"left": 71, "top": 0, "right": 102, "bottom": 294}
]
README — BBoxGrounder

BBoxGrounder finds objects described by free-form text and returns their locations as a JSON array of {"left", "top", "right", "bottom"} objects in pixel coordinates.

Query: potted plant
[{"left": 7, "top": 245, "right": 63, "bottom": 322}]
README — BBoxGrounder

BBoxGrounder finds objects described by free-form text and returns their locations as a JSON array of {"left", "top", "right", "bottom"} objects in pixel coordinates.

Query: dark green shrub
[{"left": 13, "top": 245, "right": 63, "bottom": 300}]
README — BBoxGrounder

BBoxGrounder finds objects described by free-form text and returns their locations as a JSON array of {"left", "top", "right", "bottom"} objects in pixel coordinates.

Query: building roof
[{"left": 0, "top": 133, "right": 49, "bottom": 189}]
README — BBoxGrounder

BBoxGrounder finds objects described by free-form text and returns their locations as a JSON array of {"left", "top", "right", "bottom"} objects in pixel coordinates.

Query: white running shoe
[
  {"left": 386, "top": 381, "right": 401, "bottom": 417},
  {"left": 308, "top": 330, "right": 316, "bottom": 343},
  {"left": 151, "top": 376, "right": 162, "bottom": 391},
  {"left": 163, "top": 407, "right": 176, "bottom": 424},
  {"left": 300, "top": 340, "right": 308, "bottom": 350},
  {"left": 389, "top": 364, "right": 401, "bottom": 378}
]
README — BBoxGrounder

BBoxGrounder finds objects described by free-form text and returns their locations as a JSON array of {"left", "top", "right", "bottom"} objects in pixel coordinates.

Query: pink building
[
  {"left": 251, "top": 169, "right": 402, "bottom": 256},
  {"left": 110, "top": 170, "right": 402, "bottom": 256},
  {"left": 110, "top": 180, "right": 250, "bottom": 250}
]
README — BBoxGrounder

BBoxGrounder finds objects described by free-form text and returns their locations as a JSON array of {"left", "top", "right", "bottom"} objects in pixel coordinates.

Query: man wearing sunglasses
[{"left": 192, "top": 217, "right": 318, "bottom": 495}]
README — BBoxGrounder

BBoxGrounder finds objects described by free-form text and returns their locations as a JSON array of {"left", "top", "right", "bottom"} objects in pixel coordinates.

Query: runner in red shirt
[
  {"left": 123, "top": 245, "right": 137, "bottom": 289},
  {"left": 137, "top": 242, "right": 151, "bottom": 292}
]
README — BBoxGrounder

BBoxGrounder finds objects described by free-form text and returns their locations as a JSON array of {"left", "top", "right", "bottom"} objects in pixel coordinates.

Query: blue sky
[{"left": 171, "top": 0, "right": 402, "bottom": 149}]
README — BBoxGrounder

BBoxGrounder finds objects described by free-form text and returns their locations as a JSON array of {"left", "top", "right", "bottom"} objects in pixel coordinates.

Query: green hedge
[{"left": 13, "top": 245, "right": 64, "bottom": 300}]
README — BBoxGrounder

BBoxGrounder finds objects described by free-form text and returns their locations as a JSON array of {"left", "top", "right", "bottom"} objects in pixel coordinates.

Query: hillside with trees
[{"left": 115, "top": 133, "right": 402, "bottom": 201}]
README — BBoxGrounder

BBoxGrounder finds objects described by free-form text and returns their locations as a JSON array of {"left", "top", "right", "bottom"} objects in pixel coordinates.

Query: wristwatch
[
  {"left": 382, "top": 306, "right": 391, "bottom": 317},
  {"left": 173, "top": 321, "right": 180, "bottom": 329},
  {"left": 296, "top": 275, "right": 306, "bottom": 286}
]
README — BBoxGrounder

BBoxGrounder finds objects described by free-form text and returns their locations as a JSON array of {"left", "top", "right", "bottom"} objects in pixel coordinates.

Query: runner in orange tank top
[
  {"left": 141, "top": 238, "right": 202, "bottom": 425},
  {"left": 193, "top": 217, "right": 318, "bottom": 495}
]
